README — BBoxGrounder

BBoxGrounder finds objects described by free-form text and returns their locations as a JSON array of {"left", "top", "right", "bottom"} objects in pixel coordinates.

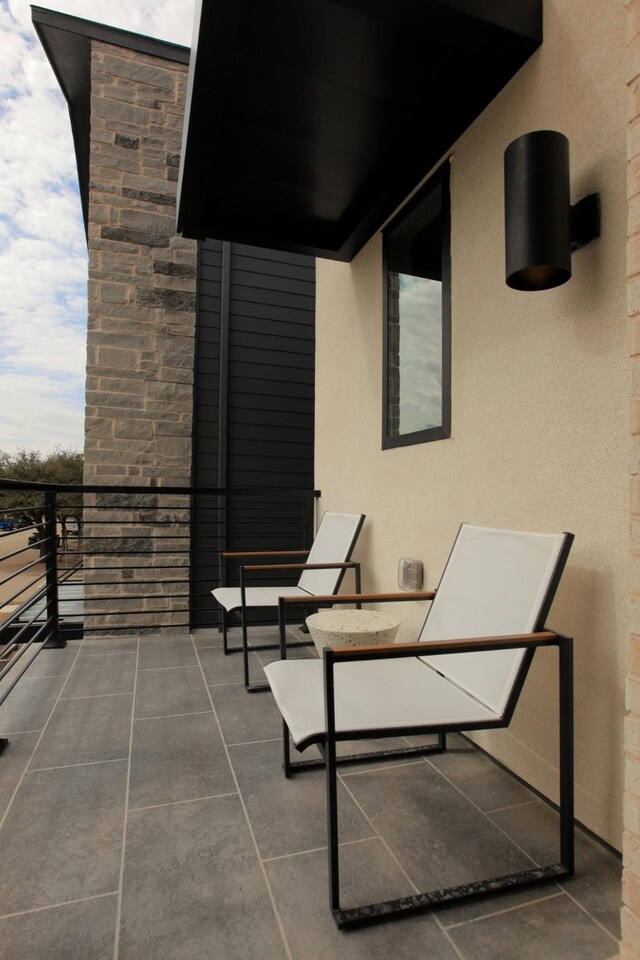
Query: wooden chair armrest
[
  {"left": 278, "top": 590, "right": 435, "bottom": 605},
  {"left": 326, "top": 631, "right": 561, "bottom": 660},
  {"left": 242, "top": 561, "right": 357, "bottom": 573}
]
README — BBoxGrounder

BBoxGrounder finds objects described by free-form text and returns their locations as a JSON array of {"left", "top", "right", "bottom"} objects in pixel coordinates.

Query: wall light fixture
[{"left": 504, "top": 130, "right": 600, "bottom": 291}]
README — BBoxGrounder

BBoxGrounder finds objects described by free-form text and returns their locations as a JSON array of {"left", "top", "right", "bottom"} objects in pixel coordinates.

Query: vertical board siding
[{"left": 191, "top": 239, "right": 316, "bottom": 626}]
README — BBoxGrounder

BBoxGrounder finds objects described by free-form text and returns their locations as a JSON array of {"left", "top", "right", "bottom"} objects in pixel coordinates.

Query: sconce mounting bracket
[{"left": 569, "top": 193, "right": 601, "bottom": 252}]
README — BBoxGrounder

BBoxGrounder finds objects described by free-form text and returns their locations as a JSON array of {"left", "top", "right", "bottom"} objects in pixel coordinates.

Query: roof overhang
[
  {"left": 177, "top": 0, "right": 543, "bottom": 261},
  {"left": 31, "top": 6, "right": 189, "bottom": 236}
]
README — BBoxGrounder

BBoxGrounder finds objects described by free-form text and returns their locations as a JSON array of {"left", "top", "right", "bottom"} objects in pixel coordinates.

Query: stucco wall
[
  {"left": 315, "top": 0, "right": 628, "bottom": 849},
  {"left": 623, "top": 0, "right": 640, "bottom": 952}
]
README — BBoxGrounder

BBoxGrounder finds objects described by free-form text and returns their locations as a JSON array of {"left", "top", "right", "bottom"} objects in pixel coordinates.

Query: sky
[{"left": 0, "top": 0, "right": 196, "bottom": 456}]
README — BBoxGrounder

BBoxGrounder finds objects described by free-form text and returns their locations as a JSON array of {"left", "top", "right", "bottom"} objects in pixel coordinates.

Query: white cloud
[{"left": 0, "top": 0, "right": 196, "bottom": 457}]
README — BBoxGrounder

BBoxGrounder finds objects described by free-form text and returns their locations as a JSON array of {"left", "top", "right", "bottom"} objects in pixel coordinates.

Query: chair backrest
[
  {"left": 419, "top": 523, "right": 573, "bottom": 715},
  {"left": 297, "top": 512, "right": 365, "bottom": 596}
]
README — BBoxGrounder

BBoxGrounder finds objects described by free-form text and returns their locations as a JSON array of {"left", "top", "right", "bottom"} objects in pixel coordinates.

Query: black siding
[{"left": 191, "top": 239, "right": 316, "bottom": 627}]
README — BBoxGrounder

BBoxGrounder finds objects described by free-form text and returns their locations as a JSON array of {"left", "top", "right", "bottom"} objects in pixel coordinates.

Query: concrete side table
[{"left": 306, "top": 609, "right": 400, "bottom": 656}]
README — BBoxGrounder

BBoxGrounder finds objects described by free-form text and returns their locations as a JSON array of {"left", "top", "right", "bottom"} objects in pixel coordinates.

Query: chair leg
[
  {"left": 559, "top": 636, "right": 575, "bottom": 874},
  {"left": 221, "top": 608, "right": 229, "bottom": 655},
  {"left": 241, "top": 607, "right": 250, "bottom": 688},
  {"left": 282, "top": 719, "right": 292, "bottom": 778},
  {"left": 242, "top": 608, "right": 269, "bottom": 692},
  {"left": 326, "top": 732, "right": 341, "bottom": 913}
]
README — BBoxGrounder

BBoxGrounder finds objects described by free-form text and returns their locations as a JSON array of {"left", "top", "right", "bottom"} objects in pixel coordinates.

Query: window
[{"left": 382, "top": 163, "right": 451, "bottom": 448}]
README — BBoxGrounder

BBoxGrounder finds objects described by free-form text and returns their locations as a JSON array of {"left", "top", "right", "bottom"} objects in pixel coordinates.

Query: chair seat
[
  {"left": 264, "top": 658, "right": 499, "bottom": 748},
  {"left": 212, "top": 585, "right": 311, "bottom": 613}
]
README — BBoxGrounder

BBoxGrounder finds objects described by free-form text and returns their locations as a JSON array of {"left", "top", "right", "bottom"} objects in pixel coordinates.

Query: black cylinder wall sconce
[{"left": 504, "top": 130, "right": 600, "bottom": 291}]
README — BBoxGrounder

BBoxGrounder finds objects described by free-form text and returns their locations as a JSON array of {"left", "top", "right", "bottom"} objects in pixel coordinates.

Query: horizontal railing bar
[
  {"left": 81, "top": 594, "right": 187, "bottom": 602},
  {"left": 0, "top": 482, "right": 318, "bottom": 706},
  {"left": 0, "top": 561, "right": 47, "bottom": 590},
  {"left": 0, "top": 610, "right": 53, "bottom": 653},
  {"left": 0, "top": 479, "right": 321, "bottom": 496},
  {"left": 0, "top": 620, "right": 54, "bottom": 703},
  {"left": 0, "top": 573, "right": 48, "bottom": 611},
  {"left": 0, "top": 543, "right": 50, "bottom": 568},
  {"left": 0, "top": 630, "right": 42, "bottom": 683},
  {"left": 81, "top": 621, "right": 191, "bottom": 633},
  {"left": 84, "top": 607, "right": 191, "bottom": 617}
]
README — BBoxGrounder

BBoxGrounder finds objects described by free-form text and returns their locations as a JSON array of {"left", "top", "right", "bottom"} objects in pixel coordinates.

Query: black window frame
[{"left": 382, "top": 162, "right": 451, "bottom": 449}]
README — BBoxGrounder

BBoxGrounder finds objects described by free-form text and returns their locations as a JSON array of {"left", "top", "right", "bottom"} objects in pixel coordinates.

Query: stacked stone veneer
[
  {"left": 626, "top": 1, "right": 640, "bottom": 955},
  {"left": 83, "top": 41, "right": 197, "bottom": 635}
]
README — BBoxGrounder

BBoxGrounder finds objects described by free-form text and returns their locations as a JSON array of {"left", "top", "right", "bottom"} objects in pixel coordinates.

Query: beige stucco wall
[{"left": 315, "top": 0, "right": 628, "bottom": 850}]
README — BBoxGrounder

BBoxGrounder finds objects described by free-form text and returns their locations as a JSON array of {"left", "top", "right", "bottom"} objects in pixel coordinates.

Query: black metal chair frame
[
  {"left": 240, "top": 559, "right": 361, "bottom": 691},
  {"left": 273, "top": 594, "right": 574, "bottom": 929},
  {"left": 218, "top": 552, "right": 362, "bottom": 691}
]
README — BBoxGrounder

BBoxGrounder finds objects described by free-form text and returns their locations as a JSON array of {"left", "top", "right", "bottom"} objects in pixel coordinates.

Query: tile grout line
[
  {"left": 555, "top": 884, "right": 621, "bottom": 945},
  {"left": 9, "top": 673, "right": 70, "bottom": 680},
  {"left": 417, "top": 751, "right": 619, "bottom": 938},
  {"left": 0, "top": 891, "right": 118, "bottom": 922},
  {"left": 432, "top": 918, "right": 468, "bottom": 960},
  {"left": 336, "top": 769, "right": 421, "bottom": 895},
  {"left": 421, "top": 754, "right": 541, "bottom": 869},
  {"left": 134, "top": 709, "right": 213, "bottom": 722},
  {"left": 262, "top": 836, "right": 377, "bottom": 864},
  {"left": 337, "top": 760, "right": 574, "bottom": 940},
  {"left": 129, "top": 792, "right": 238, "bottom": 813},
  {"left": 0, "top": 728, "right": 45, "bottom": 736},
  {"left": 190, "top": 633, "right": 295, "bottom": 960},
  {"left": 484, "top": 798, "right": 538, "bottom": 815},
  {"left": 336, "top": 767, "right": 469, "bottom": 959},
  {"left": 206, "top": 681, "right": 245, "bottom": 688},
  {"left": 443, "top": 891, "right": 565, "bottom": 931},
  {"left": 226, "top": 736, "right": 282, "bottom": 747},
  {"left": 60, "top": 692, "right": 134, "bottom": 701},
  {"left": 77, "top": 651, "right": 138, "bottom": 659},
  {"left": 340, "top": 757, "right": 429, "bottom": 778},
  {"left": 112, "top": 638, "right": 140, "bottom": 960},
  {"left": 137, "top": 663, "right": 201, "bottom": 673},
  {"left": 0, "top": 638, "right": 85, "bottom": 832},
  {"left": 28, "top": 757, "right": 128, "bottom": 773}
]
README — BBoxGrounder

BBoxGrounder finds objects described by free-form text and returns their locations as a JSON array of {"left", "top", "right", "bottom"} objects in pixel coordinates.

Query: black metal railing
[{"left": 0, "top": 480, "right": 320, "bottom": 746}]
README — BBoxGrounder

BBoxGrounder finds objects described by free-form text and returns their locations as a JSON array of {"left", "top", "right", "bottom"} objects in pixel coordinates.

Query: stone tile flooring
[{"left": 0, "top": 627, "right": 622, "bottom": 959}]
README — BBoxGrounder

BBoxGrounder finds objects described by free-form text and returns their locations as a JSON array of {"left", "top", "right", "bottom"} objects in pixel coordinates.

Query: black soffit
[{"left": 177, "top": 0, "right": 543, "bottom": 262}]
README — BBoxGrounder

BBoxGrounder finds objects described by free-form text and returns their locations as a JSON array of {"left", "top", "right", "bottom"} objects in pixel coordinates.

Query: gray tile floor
[{"left": 0, "top": 627, "right": 622, "bottom": 960}]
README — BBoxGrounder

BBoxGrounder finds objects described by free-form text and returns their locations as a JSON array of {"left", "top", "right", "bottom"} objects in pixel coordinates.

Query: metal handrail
[{"left": 0, "top": 482, "right": 321, "bottom": 749}]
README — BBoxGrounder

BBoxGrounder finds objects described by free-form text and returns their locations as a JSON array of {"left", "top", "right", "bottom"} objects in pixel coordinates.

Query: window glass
[{"left": 383, "top": 165, "right": 450, "bottom": 447}]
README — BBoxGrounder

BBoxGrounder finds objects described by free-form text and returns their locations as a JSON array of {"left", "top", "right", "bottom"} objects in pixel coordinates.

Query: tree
[{"left": 0, "top": 448, "right": 84, "bottom": 549}]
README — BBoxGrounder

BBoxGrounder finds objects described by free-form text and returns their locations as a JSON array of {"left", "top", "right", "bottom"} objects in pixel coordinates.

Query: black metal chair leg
[
  {"left": 559, "top": 635, "right": 575, "bottom": 874},
  {"left": 222, "top": 608, "right": 229, "bottom": 655},
  {"left": 283, "top": 719, "right": 292, "bottom": 778}
]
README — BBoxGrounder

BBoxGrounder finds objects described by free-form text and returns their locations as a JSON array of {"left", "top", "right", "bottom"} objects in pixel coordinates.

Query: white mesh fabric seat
[
  {"left": 264, "top": 522, "right": 575, "bottom": 927},
  {"left": 211, "top": 511, "right": 365, "bottom": 689}
]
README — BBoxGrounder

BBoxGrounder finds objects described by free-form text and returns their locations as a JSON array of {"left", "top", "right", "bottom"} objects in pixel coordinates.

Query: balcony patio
[
  {"left": 0, "top": 622, "right": 621, "bottom": 960},
  {"left": 0, "top": 482, "right": 624, "bottom": 958}
]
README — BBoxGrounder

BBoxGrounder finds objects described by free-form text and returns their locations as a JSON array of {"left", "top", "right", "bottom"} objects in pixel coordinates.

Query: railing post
[{"left": 43, "top": 490, "right": 65, "bottom": 648}]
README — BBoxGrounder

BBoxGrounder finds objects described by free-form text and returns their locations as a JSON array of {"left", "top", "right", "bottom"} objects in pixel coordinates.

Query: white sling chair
[
  {"left": 265, "top": 522, "right": 575, "bottom": 927},
  {"left": 212, "top": 511, "right": 365, "bottom": 690}
]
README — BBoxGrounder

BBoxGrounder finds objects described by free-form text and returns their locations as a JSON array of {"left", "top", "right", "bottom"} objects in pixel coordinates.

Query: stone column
[{"left": 83, "top": 40, "right": 198, "bottom": 635}]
